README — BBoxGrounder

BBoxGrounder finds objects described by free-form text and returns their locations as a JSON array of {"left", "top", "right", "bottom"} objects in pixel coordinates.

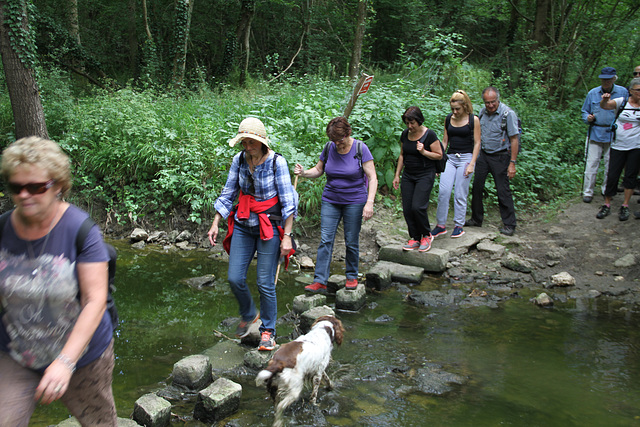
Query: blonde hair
[
  {"left": 1, "top": 136, "right": 72, "bottom": 197},
  {"left": 450, "top": 90, "right": 473, "bottom": 114}
]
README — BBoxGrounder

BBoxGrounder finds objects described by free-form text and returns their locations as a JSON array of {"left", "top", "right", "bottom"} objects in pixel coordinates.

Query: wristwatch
[
  {"left": 510, "top": 160, "right": 517, "bottom": 164},
  {"left": 284, "top": 232, "right": 294, "bottom": 237}
]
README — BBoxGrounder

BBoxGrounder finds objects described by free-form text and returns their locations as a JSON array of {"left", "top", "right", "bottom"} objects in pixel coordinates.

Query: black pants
[
  {"left": 604, "top": 147, "right": 640, "bottom": 198},
  {"left": 401, "top": 168, "right": 435, "bottom": 240},
  {"left": 470, "top": 150, "right": 516, "bottom": 228}
]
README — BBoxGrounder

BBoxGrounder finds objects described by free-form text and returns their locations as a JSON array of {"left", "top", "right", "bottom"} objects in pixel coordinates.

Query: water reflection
[{"left": 30, "top": 243, "right": 640, "bottom": 426}]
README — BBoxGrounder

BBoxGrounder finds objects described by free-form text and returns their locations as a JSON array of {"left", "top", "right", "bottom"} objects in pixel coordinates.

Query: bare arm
[
  {"left": 294, "top": 160, "right": 324, "bottom": 179},
  {"left": 600, "top": 92, "right": 616, "bottom": 110},
  {"left": 362, "top": 160, "right": 377, "bottom": 220},
  {"left": 466, "top": 116, "right": 481, "bottom": 176},
  {"left": 392, "top": 145, "right": 404, "bottom": 190}
]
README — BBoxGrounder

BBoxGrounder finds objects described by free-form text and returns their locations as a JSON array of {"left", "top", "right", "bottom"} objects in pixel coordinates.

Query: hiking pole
[{"left": 274, "top": 174, "right": 299, "bottom": 284}]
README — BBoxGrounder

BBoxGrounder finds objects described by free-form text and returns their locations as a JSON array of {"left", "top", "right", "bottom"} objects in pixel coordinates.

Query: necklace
[{"left": 25, "top": 205, "right": 60, "bottom": 276}]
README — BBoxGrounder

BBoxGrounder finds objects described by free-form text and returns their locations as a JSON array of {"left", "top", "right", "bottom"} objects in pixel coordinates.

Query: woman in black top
[
  {"left": 432, "top": 90, "right": 481, "bottom": 238},
  {"left": 392, "top": 106, "right": 443, "bottom": 252}
]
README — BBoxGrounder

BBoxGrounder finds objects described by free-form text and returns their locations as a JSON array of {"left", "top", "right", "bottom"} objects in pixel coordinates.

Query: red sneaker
[
  {"left": 305, "top": 282, "right": 327, "bottom": 294},
  {"left": 345, "top": 279, "right": 358, "bottom": 289}
]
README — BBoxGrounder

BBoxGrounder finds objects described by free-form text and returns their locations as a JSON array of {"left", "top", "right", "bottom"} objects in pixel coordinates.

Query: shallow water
[{"left": 31, "top": 242, "right": 640, "bottom": 426}]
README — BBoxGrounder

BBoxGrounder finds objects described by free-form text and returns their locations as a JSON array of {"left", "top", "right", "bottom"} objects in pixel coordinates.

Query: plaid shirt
[{"left": 214, "top": 151, "right": 298, "bottom": 227}]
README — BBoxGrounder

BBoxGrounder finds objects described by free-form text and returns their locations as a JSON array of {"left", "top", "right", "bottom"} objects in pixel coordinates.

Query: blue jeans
[
  {"left": 314, "top": 201, "right": 365, "bottom": 285},
  {"left": 227, "top": 222, "right": 280, "bottom": 333},
  {"left": 436, "top": 152, "right": 473, "bottom": 227}
]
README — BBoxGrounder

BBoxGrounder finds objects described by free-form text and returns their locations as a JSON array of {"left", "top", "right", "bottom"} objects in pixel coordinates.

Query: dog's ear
[{"left": 332, "top": 318, "right": 345, "bottom": 346}]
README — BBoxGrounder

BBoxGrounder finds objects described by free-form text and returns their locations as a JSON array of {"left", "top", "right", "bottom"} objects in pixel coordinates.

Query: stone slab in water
[
  {"left": 379, "top": 245, "right": 449, "bottom": 273},
  {"left": 292, "top": 293, "right": 327, "bottom": 313},
  {"left": 327, "top": 274, "right": 346, "bottom": 294},
  {"left": 132, "top": 393, "right": 172, "bottom": 427},
  {"left": 172, "top": 354, "right": 212, "bottom": 390},
  {"left": 57, "top": 418, "right": 139, "bottom": 426},
  {"left": 336, "top": 284, "right": 366, "bottom": 311},
  {"left": 299, "top": 305, "right": 335, "bottom": 333},
  {"left": 194, "top": 377, "right": 242, "bottom": 424},
  {"left": 202, "top": 339, "right": 246, "bottom": 373}
]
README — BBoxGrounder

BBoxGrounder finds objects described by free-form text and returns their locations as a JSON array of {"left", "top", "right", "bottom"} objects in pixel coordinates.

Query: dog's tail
[{"left": 255, "top": 369, "right": 273, "bottom": 387}]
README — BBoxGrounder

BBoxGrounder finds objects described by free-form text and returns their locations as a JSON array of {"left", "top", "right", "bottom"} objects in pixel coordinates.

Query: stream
[{"left": 30, "top": 241, "right": 640, "bottom": 426}]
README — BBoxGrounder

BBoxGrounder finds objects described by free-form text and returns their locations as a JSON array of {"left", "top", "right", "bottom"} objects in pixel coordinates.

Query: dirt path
[{"left": 295, "top": 195, "right": 640, "bottom": 309}]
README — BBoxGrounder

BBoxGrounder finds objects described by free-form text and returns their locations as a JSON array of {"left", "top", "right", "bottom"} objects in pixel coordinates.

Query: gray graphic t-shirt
[{"left": 0, "top": 205, "right": 111, "bottom": 370}]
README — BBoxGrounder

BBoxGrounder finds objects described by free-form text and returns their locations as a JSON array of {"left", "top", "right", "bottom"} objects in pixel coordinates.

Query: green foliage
[{"left": 20, "top": 65, "right": 585, "bottom": 228}]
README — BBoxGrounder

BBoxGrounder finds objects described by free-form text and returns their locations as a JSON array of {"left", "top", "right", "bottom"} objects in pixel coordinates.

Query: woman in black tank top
[{"left": 432, "top": 90, "right": 481, "bottom": 239}]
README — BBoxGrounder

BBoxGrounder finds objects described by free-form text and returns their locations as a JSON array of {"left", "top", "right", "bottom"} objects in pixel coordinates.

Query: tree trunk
[
  {"left": 348, "top": 0, "right": 367, "bottom": 80},
  {"left": 236, "top": 0, "right": 256, "bottom": 86},
  {"left": 172, "top": 0, "right": 195, "bottom": 89},
  {"left": 128, "top": 0, "right": 138, "bottom": 77},
  {"left": 533, "top": 0, "right": 551, "bottom": 47},
  {"left": 0, "top": 0, "right": 48, "bottom": 139}
]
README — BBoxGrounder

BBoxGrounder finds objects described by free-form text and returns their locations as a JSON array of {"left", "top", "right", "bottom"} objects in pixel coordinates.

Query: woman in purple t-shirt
[{"left": 294, "top": 117, "right": 378, "bottom": 294}]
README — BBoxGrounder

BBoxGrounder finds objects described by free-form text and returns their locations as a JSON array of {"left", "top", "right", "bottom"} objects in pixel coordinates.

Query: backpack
[
  {"left": 321, "top": 139, "right": 364, "bottom": 178},
  {"left": 0, "top": 211, "right": 119, "bottom": 331},
  {"left": 479, "top": 107, "right": 522, "bottom": 153}
]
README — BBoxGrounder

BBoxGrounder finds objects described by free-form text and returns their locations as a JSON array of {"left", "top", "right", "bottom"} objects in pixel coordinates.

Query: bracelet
[
  {"left": 56, "top": 353, "right": 77, "bottom": 373},
  {"left": 367, "top": 199, "right": 374, "bottom": 203}
]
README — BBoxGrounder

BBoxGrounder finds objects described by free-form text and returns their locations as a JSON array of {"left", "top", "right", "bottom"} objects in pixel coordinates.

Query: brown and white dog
[{"left": 255, "top": 315, "right": 344, "bottom": 427}]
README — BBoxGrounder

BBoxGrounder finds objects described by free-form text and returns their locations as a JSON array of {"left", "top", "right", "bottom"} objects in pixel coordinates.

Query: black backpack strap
[
  {"left": 445, "top": 113, "right": 452, "bottom": 131},
  {"left": 0, "top": 210, "right": 12, "bottom": 242},
  {"left": 469, "top": 114, "right": 474, "bottom": 131}
]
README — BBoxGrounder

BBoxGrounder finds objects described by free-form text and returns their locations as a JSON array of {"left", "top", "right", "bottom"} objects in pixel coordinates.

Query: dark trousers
[
  {"left": 604, "top": 147, "right": 640, "bottom": 198},
  {"left": 470, "top": 150, "right": 516, "bottom": 228},
  {"left": 401, "top": 168, "right": 435, "bottom": 239}
]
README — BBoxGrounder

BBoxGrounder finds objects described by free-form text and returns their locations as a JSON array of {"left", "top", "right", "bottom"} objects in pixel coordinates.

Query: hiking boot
[
  {"left": 619, "top": 206, "right": 630, "bottom": 221},
  {"left": 431, "top": 225, "right": 447, "bottom": 237},
  {"left": 305, "top": 282, "right": 327, "bottom": 294},
  {"left": 464, "top": 218, "right": 482, "bottom": 227},
  {"left": 403, "top": 239, "right": 420, "bottom": 251},
  {"left": 451, "top": 226, "right": 465, "bottom": 238},
  {"left": 635, "top": 211, "right": 640, "bottom": 219},
  {"left": 345, "top": 279, "right": 358, "bottom": 289},
  {"left": 418, "top": 235, "right": 433, "bottom": 252},
  {"left": 235, "top": 313, "right": 260, "bottom": 338},
  {"left": 596, "top": 205, "right": 611, "bottom": 219},
  {"left": 499, "top": 226, "right": 515, "bottom": 236},
  {"left": 258, "top": 331, "right": 276, "bottom": 351}
]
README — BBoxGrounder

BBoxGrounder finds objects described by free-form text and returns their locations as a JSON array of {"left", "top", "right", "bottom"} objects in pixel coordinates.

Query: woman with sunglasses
[
  {"left": 0, "top": 137, "right": 117, "bottom": 425},
  {"left": 208, "top": 117, "right": 298, "bottom": 351},
  {"left": 597, "top": 77, "right": 640, "bottom": 221}
]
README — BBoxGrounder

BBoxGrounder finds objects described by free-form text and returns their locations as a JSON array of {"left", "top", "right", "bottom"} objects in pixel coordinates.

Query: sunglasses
[
  {"left": 7, "top": 179, "right": 55, "bottom": 195},
  {"left": 634, "top": 71, "right": 640, "bottom": 76}
]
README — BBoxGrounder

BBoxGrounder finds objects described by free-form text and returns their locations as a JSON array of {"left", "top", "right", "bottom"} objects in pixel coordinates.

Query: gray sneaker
[
  {"left": 619, "top": 206, "right": 630, "bottom": 221},
  {"left": 596, "top": 205, "right": 611, "bottom": 219},
  {"left": 235, "top": 313, "right": 260, "bottom": 338}
]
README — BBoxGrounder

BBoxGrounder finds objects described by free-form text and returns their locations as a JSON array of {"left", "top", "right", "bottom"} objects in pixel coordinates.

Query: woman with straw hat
[{"left": 208, "top": 117, "right": 298, "bottom": 351}]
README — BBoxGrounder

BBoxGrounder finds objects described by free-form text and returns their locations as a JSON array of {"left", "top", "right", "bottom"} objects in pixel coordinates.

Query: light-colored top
[{"left": 611, "top": 97, "right": 640, "bottom": 151}]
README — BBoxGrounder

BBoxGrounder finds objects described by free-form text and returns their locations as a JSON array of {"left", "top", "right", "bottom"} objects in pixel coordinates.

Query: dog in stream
[{"left": 255, "top": 315, "right": 344, "bottom": 427}]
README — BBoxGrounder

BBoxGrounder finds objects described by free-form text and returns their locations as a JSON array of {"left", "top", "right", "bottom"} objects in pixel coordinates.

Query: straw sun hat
[{"left": 228, "top": 117, "right": 270, "bottom": 148}]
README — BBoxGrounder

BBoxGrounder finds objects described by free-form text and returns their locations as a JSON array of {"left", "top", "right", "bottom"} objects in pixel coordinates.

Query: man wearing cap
[{"left": 580, "top": 67, "right": 628, "bottom": 203}]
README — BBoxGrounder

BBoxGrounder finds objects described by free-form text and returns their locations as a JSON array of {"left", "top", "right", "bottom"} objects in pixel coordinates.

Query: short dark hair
[
  {"left": 402, "top": 106, "right": 424, "bottom": 125},
  {"left": 326, "top": 116, "right": 352, "bottom": 142}
]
